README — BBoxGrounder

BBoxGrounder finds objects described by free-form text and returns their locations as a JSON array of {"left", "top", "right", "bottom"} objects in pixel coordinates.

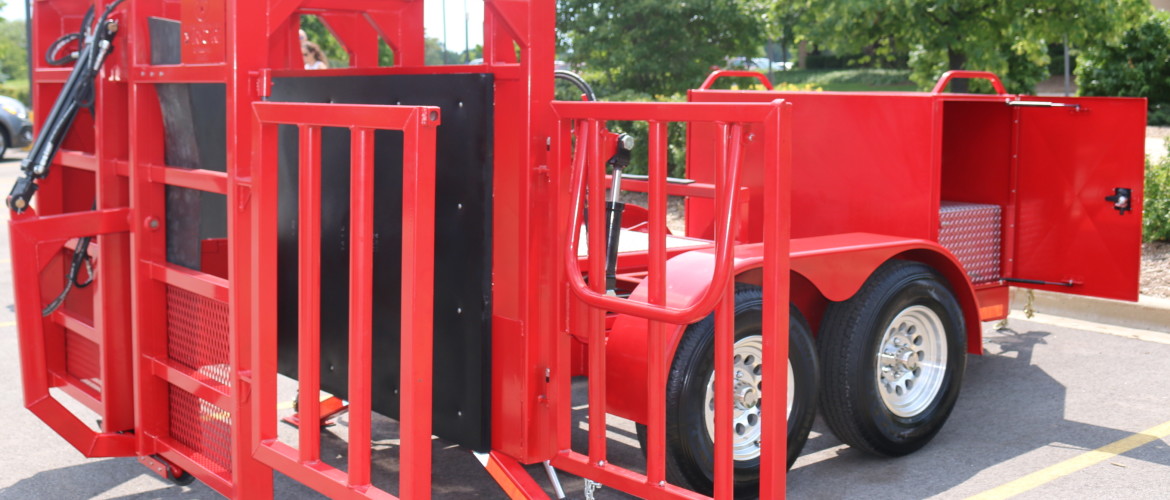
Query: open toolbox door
[{"left": 1011, "top": 97, "right": 1146, "bottom": 301}]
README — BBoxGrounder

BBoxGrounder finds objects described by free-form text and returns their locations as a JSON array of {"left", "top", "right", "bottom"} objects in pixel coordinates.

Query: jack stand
[{"left": 281, "top": 396, "right": 349, "bottom": 428}]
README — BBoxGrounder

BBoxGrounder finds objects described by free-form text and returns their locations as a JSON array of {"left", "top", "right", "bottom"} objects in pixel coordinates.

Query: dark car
[{"left": 0, "top": 95, "right": 33, "bottom": 159}]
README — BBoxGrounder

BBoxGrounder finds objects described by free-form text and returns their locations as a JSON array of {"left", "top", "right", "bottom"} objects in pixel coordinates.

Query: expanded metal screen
[
  {"left": 166, "top": 285, "right": 231, "bottom": 387},
  {"left": 168, "top": 385, "right": 233, "bottom": 477}
]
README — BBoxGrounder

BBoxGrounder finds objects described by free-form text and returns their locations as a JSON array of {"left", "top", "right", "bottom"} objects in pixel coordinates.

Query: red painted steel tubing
[
  {"left": 399, "top": 112, "right": 439, "bottom": 500},
  {"left": 759, "top": 101, "right": 792, "bottom": 498},
  {"left": 699, "top": 70, "right": 775, "bottom": 90},
  {"left": 645, "top": 120, "right": 668, "bottom": 486},
  {"left": 712, "top": 125, "right": 735, "bottom": 500},
  {"left": 931, "top": 70, "right": 1007, "bottom": 95},
  {"left": 297, "top": 125, "right": 323, "bottom": 464},
  {"left": 585, "top": 119, "right": 608, "bottom": 465},
  {"left": 564, "top": 119, "right": 746, "bottom": 325},
  {"left": 347, "top": 129, "right": 375, "bottom": 488}
]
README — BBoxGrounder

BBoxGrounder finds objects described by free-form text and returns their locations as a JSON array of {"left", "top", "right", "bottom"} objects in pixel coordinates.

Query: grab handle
[{"left": 931, "top": 71, "right": 1007, "bottom": 95}]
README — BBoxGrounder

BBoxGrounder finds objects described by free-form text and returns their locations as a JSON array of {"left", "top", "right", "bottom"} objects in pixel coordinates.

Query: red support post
[
  {"left": 398, "top": 108, "right": 439, "bottom": 500},
  {"left": 759, "top": 100, "right": 793, "bottom": 499},
  {"left": 347, "top": 128, "right": 376, "bottom": 489},
  {"left": 297, "top": 124, "right": 324, "bottom": 465}
]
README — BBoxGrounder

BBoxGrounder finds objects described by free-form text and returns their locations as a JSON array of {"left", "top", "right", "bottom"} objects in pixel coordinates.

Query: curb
[{"left": 1009, "top": 287, "right": 1170, "bottom": 334}]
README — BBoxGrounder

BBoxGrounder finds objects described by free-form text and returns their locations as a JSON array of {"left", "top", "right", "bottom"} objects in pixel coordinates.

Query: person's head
[{"left": 301, "top": 40, "right": 328, "bottom": 68}]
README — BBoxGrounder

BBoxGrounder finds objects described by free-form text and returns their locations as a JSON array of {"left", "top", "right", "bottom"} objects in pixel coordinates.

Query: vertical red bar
[
  {"left": 712, "top": 128, "right": 734, "bottom": 500},
  {"left": 585, "top": 119, "right": 608, "bottom": 465},
  {"left": 759, "top": 101, "right": 793, "bottom": 499},
  {"left": 399, "top": 110, "right": 438, "bottom": 499},
  {"left": 297, "top": 125, "right": 322, "bottom": 463},
  {"left": 253, "top": 121, "right": 281, "bottom": 447},
  {"left": 645, "top": 120, "right": 668, "bottom": 487},
  {"left": 554, "top": 118, "right": 579, "bottom": 453},
  {"left": 229, "top": 0, "right": 276, "bottom": 495},
  {"left": 347, "top": 128, "right": 375, "bottom": 488}
]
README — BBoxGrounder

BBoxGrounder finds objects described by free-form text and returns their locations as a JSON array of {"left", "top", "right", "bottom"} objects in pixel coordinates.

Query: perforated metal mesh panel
[
  {"left": 65, "top": 330, "right": 101, "bottom": 393},
  {"left": 166, "top": 285, "right": 231, "bottom": 387},
  {"left": 168, "top": 385, "right": 232, "bottom": 476},
  {"left": 939, "top": 202, "right": 1003, "bottom": 284}
]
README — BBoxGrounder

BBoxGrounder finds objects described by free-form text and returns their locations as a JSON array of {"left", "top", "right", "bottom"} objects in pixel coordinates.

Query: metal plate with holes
[{"left": 938, "top": 202, "right": 1002, "bottom": 284}]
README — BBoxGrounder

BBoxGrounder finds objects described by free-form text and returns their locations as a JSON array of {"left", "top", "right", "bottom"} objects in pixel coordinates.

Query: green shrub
[
  {"left": 772, "top": 68, "right": 908, "bottom": 86},
  {"left": 803, "top": 69, "right": 912, "bottom": 87},
  {"left": 1147, "top": 147, "right": 1170, "bottom": 242},
  {"left": 0, "top": 79, "right": 29, "bottom": 107},
  {"left": 1078, "top": 12, "right": 1170, "bottom": 125},
  {"left": 603, "top": 90, "right": 689, "bottom": 178}
]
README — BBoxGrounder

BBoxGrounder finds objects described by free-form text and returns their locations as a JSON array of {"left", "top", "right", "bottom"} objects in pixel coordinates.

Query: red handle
[
  {"left": 563, "top": 120, "right": 746, "bottom": 325},
  {"left": 700, "top": 70, "right": 774, "bottom": 91},
  {"left": 931, "top": 71, "right": 1007, "bottom": 95}
]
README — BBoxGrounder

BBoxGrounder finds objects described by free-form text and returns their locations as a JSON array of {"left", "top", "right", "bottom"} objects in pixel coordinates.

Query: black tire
[
  {"left": 0, "top": 130, "right": 8, "bottom": 160},
  {"left": 639, "top": 284, "right": 819, "bottom": 498},
  {"left": 817, "top": 260, "right": 966, "bottom": 457}
]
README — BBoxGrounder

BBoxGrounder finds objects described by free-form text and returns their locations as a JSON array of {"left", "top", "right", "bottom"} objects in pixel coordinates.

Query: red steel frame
[
  {"left": 549, "top": 100, "right": 794, "bottom": 499},
  {"left": 18, "top": 1, "right": 1142, "bottom": 500},
  {"left": 250, "top": 102, "right": 439, "bottom": 498}
]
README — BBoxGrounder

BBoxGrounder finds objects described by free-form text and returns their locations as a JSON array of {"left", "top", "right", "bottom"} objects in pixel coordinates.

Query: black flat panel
[
  {"left": 271, "top": 74, "right": 493, "bottom": 451},
  {"left": 150, "top": 16, "right": 227, "bottom": 271}
]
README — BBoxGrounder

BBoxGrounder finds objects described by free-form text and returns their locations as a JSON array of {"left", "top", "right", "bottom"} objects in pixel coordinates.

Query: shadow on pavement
[{"left": 788, "top": 325, "right": 1170, "bottom": 498}]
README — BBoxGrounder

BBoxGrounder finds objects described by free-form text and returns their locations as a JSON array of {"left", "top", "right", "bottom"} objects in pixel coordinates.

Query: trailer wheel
[
  {"left": 639, "top": 284, "right": 818, "bottom": 497},
  {"left": 817, "top": 260, "right": 966, "bottom": 457}
]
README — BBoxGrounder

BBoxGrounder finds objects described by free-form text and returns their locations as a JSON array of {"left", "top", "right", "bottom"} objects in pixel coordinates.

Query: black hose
[
  {"left": 44, "top": 7, "right": 93, "bottom": 66},
  {"left": 43, "top": 236, "right": 93, "bottom": 316},
  {"left": 555, "top": 70, "right": 596, "bottom": 102}
]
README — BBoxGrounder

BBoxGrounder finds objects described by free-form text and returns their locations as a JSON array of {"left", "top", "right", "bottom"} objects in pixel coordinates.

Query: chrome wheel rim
[
  {"left": 704, "top": 335, "right": 786, "bottom": 461},
  {"left": 875, "top": 305, "right": 948, "bottom": 418}
]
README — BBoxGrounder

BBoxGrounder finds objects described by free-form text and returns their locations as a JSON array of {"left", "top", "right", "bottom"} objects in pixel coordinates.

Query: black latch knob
[{"left": 1105, "top": 187, "right": 1132, "bottom": 215}]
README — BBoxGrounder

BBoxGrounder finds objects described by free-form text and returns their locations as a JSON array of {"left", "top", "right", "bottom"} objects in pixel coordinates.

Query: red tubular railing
[
  {"left": 250, "top": 102, "right": 439, "bottom": 499},
  {"left": 551, "top": 99, "right": 793, "bottom": 499},
  {"left": 9, "top": 208, "right": 137, "bottom": 458}
]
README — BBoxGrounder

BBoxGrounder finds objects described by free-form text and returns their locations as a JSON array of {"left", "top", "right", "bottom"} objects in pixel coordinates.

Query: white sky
[{"left": 0, "top": 0, "right": 485, "bottom": 53}]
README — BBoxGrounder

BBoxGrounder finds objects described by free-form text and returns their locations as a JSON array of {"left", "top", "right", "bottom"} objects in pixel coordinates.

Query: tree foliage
[
  {"left": 0, "top": 17, "right": 27, "bottom": 83},
  {"left": 1077, "top": 11, "right": 1170, "bottom": 125},
  {"left": 557, "top": 0, "right": 765, "bottom": 96},
  {"left": 299, "top": 15, "right": 461, "bottom": 68},
  {"left": 781, "top": 0, "right": 1148, "bottom": 93}
]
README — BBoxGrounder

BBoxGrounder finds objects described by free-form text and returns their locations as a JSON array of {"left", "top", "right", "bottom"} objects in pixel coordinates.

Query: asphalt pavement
[{"left": 0, "top": 150, "right": 1168, "bottom": 499}]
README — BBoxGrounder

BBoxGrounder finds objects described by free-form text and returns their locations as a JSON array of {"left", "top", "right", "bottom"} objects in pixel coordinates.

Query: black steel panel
[
  {"left": 151, "top": 17, "right": 227, "bottom": 271},
  {"left": 270, "top": 74, "right": 493, "bottom": 451}
]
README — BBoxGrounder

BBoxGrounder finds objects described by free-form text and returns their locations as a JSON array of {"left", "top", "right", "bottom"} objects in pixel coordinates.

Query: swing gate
[{"left": 548, "top": 100, "right": 794, "bottom": 499}]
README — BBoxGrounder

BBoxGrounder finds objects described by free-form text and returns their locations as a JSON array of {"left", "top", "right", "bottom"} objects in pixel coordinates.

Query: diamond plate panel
[{"left": 939, "top": 202, "right": 1002, "bottom": 284}]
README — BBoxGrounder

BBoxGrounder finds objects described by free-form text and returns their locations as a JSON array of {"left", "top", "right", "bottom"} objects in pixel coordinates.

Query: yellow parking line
[{"left": 968, "top": 419, "right": 1170, "bottom": 500}]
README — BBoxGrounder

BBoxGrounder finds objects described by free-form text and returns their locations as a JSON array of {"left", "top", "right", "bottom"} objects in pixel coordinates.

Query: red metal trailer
[{"left": 7, "top": 1, "right": 1145, "bottom": 499}]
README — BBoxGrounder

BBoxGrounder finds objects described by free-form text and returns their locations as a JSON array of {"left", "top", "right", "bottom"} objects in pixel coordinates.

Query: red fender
[{"left": 605, "top": 232, "right": 982, "bottom": 424}]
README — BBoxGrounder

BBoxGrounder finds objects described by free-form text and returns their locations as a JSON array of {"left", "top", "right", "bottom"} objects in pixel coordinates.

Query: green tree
[
  {"left": 786, "top": 0, "right": 1147, "bottom": 93},
  {"left": 300, "top": 15, "right": 349, "bottom": 67},
  {"left": 557, "top": 0, "right": 766, "bottom": 96},
  {"left": 301, "top": 16, "right": 461, "bottom": 68},
  {"left": 0, "top": 18, "right": 27, "bottom": 83},
  {"left": 1077, "top": 11, "right": 1170, "bottom": 125}
]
